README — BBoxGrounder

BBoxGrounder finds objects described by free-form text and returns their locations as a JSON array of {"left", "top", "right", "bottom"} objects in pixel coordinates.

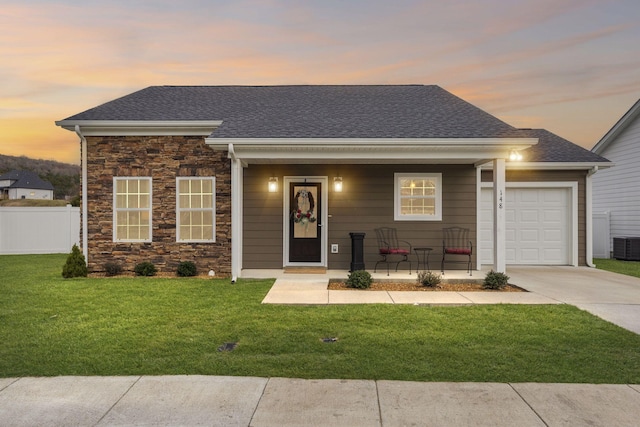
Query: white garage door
[{"left": 480, "top": 187, "right": 571, "bottom": 265}]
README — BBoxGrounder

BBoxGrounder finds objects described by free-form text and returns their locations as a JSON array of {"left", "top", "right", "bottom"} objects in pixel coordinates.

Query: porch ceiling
[{"left": 206, "top": 137, "right": 538, "bottom": 165}]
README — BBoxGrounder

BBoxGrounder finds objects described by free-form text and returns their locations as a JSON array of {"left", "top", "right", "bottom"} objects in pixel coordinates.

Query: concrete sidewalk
[{"left": 1, "top": 376, "right": 640, "bottom": 426}]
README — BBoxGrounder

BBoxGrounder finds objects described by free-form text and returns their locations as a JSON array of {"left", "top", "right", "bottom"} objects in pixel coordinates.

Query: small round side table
[{"left": 414, "top": 247, "right": 433, "bottom": 271}]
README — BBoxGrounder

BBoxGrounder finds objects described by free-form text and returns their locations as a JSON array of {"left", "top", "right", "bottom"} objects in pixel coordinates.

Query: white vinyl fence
[
  {"left": 593, "top": 211, "right": 611, "bottom": 259},
  {"left": 0, "top": 206, "right": 80, "bottom": 254}
]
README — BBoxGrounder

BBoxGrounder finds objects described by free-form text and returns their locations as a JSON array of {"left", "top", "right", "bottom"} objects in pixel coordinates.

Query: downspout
[
  {"left": 74, "top": 125, "right": 89, "bottom": 263},
  {"left": 475, "top": 165, "right": 482, "bottom": 271},
  {"left": 586, "top": 166, "right": 598, "bottom": 267}
]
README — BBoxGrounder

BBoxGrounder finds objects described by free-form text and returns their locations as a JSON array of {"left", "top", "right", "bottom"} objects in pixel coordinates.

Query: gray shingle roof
[
  {"left": 63, "top": 85, "right": 527, "bottom": 139},
  {"left": 519, "top": 129, "right": 609, "bottom": 163},
  {"left": 61, "top": 85, "right": 610, "bottom": 164},
  {"left": 0, "top": 170, "right": 54, "bottom": 190}
]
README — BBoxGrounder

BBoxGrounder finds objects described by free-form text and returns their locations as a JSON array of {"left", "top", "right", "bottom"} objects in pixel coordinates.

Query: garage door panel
[
  {"left": 520, "top": 248, "right": 541, "bottom": 263},
  {"left": 481, "top": 187, "right": 570, "bottom": 265},
  {"left": 543, "top": 190, "right": 564, "bottom": 203},
  {"left": 543, "top": 249, "right": 564, "bottom": 264},
  {"left": 543, "top": 229, "right": 562, "bottom": 242},
  {"left": 520, "top": 211, "right": 539, "bottom": 223},
  {"left": 518, "top": 191, "right": 539, "bottom": 203},
  {"left": 520, "top": 229, "right": 540, "bottom": 242}
]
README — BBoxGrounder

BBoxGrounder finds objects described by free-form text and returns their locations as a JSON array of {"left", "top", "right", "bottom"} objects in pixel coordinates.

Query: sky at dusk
[{"left": 1, "top": 0, "right": 639, "bottom": 165}]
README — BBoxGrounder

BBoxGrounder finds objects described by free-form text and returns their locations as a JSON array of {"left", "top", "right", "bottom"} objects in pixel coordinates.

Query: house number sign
[{"left": 498, "top": 190, "right": 504, "bottom": 210}]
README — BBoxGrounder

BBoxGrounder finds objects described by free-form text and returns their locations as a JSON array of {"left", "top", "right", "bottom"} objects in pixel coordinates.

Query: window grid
[
  {"left": 177, "top": 177, "right": 215, "bottom": 242},
  {"left": 394, "top": 173, "right": 442, "bottom": 221},
  {"left": 399, "top": 178, "right": 437, "bottom": 215},
  {"left": 113, "top": 178, "right": 152, "bottom": 242}
]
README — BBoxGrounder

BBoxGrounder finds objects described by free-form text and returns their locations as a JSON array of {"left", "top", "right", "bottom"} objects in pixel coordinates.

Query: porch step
[{"left": 284, "top": 267, "right": 328, "bottom": 274}]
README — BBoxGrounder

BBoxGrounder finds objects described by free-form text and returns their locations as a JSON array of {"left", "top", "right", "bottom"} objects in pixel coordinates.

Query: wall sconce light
[
  {"left": 509, "top": 149, "right": 523, "bottom": 161},
  {"left": 333, "top": 177, "right": 343, "bottom": 192},
  {"left": 268, "top": 177, "right": 278, "bottom": 193}
]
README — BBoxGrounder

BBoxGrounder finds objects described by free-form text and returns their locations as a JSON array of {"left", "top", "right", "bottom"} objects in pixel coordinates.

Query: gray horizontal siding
[
  {"left": 243, "top": 164, "right": 477, "bottom": 270},
  {"left": 592, "top": 116, "right": 640, "bottom": 248}
]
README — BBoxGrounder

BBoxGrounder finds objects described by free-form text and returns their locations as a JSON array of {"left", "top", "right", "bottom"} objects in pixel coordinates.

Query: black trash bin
[{"left": 349, "top": 232, "right": 366, "bottom": 272}]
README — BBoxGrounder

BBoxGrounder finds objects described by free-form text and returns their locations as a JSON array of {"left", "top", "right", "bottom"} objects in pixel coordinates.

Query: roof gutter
[{"left": 74, "top": 125, "right": 89, "bottom": 263}]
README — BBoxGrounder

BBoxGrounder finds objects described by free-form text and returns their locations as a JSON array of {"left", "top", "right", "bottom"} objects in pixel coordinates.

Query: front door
[{"left": 287, "top": 179, "right": 324, "bottom": 264}]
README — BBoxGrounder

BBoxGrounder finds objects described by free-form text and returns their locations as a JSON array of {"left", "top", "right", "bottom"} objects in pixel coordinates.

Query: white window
[
  {"left": 113, "top": 177, "right": 152, "bottom": 242},
  {"left": 394, "top": 173, "right": 442, "bottom": 221},
  {"left": 177, "top": 177, "right": 215, "bottom": 242}
]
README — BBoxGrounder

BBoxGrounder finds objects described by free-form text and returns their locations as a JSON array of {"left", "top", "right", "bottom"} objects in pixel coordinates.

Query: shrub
[
  {"left": 483, "top": 270, "right": 510, "bottom": 290},
  {"left": 104, "top": 261, "right": 123, "bottom": 277},
  {"left": 134, "top": 261, "right": 157, "bottom": 277},
  {"left": 346, "top": 270, "right": 373, "bottom": 289},
  {"left": 417, "top": 270, "right": 442, "bottom": 287},
  {"left": 62, "top": 244, "right": 88, "bottom": 278},
  {"left": 177, "top": 261, "right": 197, "bottom": 277}
]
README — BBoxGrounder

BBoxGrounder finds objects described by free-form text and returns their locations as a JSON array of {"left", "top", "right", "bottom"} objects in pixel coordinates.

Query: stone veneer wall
[{"left": 84, "top": 135, "right": 231, "bottom": 275}]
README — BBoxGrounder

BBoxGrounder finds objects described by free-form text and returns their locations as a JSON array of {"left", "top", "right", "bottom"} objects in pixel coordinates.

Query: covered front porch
[{"left": 206, "top": 138, "right": 537, "bottom": 280}]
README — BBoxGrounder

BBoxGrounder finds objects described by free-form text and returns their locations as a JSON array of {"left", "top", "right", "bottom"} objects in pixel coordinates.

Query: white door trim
[
  {"left": 283, "top": 176, "right": 328, "bottom": 267},
  {"left": 479, "top": 181, "right": 578, "bottom": 267}
]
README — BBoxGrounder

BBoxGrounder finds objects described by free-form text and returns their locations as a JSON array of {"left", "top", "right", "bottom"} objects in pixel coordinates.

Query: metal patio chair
[
  {"left": 374, "top": 227, "right": 412, "bottom": 276},
  {"left": 441, "top": 227, "right": 473, "bottom": 276}
]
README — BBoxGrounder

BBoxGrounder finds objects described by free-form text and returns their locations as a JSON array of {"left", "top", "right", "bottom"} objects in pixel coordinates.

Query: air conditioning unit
[{"left": 612, "top": 237, "right": 640, "bottom": 261}]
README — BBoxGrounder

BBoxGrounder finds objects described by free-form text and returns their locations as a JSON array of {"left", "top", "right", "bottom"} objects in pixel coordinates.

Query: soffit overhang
[{"left": 207, "top": 137, "right": 538, "bottom": 165}]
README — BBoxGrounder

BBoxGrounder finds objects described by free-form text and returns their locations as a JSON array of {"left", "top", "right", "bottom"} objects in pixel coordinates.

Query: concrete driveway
[{"left": 507, "top": 266, "right": 640, "bottom": 334}]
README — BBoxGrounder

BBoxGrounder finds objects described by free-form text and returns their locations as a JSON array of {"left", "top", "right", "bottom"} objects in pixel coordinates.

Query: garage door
[{"left": 480, "top": 187, "right": 571, "bottom": 265}]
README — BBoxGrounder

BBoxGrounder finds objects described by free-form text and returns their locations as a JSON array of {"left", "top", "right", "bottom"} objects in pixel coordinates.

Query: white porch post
[
  {"left": 230, "top": 153, "right": 244, "bottom": 281},
  {"left": 493, "top": 158, "right": 506, "bottom": 273}
]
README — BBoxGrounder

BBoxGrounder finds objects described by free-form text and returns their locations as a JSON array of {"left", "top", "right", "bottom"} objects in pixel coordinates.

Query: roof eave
[
  {"left": 480, "top": 161, "right": 614, "bottom": 170},
  {"left": 55, "top": 120, "right": 223, "bottom": 136},
  {"left": 592, "top": 99, "right": 640, "bottom": 154}
]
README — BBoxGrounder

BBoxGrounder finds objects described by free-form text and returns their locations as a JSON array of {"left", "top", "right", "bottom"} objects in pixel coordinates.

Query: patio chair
[
  {"left": 441, "top": 227, "right": 473, "bottom": 276},
  {"left": 374, "top": 227, "right": 412, "bottom": 276}
]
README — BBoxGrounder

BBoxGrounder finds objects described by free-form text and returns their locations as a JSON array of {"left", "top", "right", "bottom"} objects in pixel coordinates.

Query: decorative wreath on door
[{"left": 291, "top": 189, "right": 317, "bottom": 224}]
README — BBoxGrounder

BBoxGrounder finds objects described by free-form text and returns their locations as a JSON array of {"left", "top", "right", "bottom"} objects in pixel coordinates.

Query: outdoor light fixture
[
  {"left": 268, "top": 177, "right": 278, "bottom": 193},
  {"left": 509, "top": 149, "right": 523, "bottom": 161},
  {"left": 334, "top": 177, "right": 343, "bottom": 192}
]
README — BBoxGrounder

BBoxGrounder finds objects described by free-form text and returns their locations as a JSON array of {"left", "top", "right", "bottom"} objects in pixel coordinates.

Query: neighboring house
[
  {"left": 55, "top": 85, "right": 610, "bottom": 278},
  {"left": 0, "top": 170, "right": 54, "bottom": 200},
  {"left": 591, "top": 98, "right": 640, "bottom": 258}
]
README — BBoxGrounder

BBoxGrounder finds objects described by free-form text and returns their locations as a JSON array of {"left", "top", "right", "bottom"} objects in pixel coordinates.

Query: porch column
[
  {"left": 230, "top": 157, "right": 244, "bottom": 280},
  {"left": 493, "top": 158, "right": 506, "bottom": 273}
]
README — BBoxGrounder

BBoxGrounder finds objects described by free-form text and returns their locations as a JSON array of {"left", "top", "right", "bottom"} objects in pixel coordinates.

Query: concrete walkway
[{"left": 1, "top": 375, "right": 640, "bottom": 426}]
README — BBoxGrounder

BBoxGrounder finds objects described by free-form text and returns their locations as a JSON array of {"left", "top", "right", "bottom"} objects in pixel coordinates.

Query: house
[
  {"left": 0, "top": 170, "right": 54, "bottom": 200},
  {"left": 591, "top": 98, "right": 640, "bottom": 258},
  {"left": 55, "top": 85, "right": 611, "bottom": 278}
]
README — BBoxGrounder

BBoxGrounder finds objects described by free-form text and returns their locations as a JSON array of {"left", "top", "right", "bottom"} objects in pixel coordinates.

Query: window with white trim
[
  {"left": 394, "top": 173, "right": 442, "bottom": 221},
  {"left": 113, "top": 177, "right": 152, "bottom": 241},
  {"left": 177, "top": 177, "right": 215, "bottom": 242}
]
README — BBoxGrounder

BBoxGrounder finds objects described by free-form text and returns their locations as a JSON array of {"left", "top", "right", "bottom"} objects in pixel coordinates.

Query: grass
[
  {"left": 594, "top": 257, "right": 640, "bottom": 278},
  {"left": 2, "top": 254, "right": 640, "bottom": 383}
]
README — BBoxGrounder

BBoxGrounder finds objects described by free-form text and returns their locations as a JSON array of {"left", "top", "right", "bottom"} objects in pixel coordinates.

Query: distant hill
[
  {"left": 0, "top": 154, "right": 79, "bottom": 176},
  {"left": 0, "top": 154, "right": 80, "bottom": 200}
]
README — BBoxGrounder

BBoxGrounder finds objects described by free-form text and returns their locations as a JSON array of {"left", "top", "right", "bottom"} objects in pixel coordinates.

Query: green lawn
[
  {"left": 595, "top": 257, "right": 640, "bottom": 278},
  {"left": 2, "top": 254, "right": 640, "bottom": 383}
]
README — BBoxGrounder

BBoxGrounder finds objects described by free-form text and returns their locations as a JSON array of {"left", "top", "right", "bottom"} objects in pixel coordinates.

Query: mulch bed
[{"left": 328, "top": 281, "right": 525, "bottom": 292}]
